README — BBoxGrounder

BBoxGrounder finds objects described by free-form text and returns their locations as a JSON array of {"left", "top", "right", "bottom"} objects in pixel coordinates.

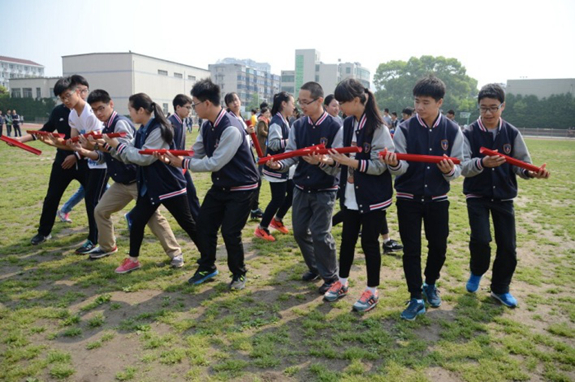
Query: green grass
[{"left": 0, "top": 134, "right": 573, "bottom": 381}]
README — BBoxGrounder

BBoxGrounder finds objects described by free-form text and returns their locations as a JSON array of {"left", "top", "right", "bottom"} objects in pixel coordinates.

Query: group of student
[
  {"left": 0, "top": 109, "right": 23, "bottom": 137},
  {"left": 14, "top": 73, "right": 549, "bottom": 321}
]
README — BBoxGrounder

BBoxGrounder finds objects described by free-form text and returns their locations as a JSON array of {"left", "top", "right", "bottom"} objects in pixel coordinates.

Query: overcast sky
[{"left": 1, "top": 0, "right": 574, "bottom": 89}]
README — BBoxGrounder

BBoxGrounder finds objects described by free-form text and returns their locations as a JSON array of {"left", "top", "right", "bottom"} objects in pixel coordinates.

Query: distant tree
[
  {"left": 374, "top": 55, "right": 478, "bottom": 124},
  {"left": 0, "top": 85, "right": 8, "bottom": 98},
  {"left": 503, "top": 92, "right": 575, "bottom": 128}
]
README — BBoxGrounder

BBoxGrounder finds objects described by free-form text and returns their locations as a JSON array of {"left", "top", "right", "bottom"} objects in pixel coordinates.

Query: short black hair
[
  {"left": 392, "top": 112, "right": 397, "bottom": 117},
  {"left": 70, "top": 74, "right": 89, "bottom": 88},
  {"left": 259, "top": 101, "right": 269, "bottom": 110},
  {"left": 53, "top": 76, "right": 76, "bottom": 97},
  {"left": 402, "top": 107, "right": 414, "bottom": 116},
  {"left": 324, "top": 94, "right": 335, "bottom": 106},
  {"left": 190, "top": 78, "right": 220, "bottom": 106},
  {"left": 87, "top": 89, "right": 111, "bottom": 105},
  {"left": 447, "top": 109, "right": 455, "bottom": 115},
  {"left": 173, "top": 94, "right": 192, "bottom": 109},
  {"left": 478, "top": 83, "right": 505, "bottom": 104},
  {"left": 384, "top": 108, "right": 389, "bottom": 113},
  {"left": 413, "top": 75, "right": 446, "bottom": 101},
  {"left": 251, "top": 109, "right": 257, "bottom": 114},
  {"left": 301, "top": 81, "right": 324, "bottom": 100}
]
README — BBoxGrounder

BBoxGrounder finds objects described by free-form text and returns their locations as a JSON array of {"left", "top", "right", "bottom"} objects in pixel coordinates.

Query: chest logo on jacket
[
  {"left": 441, "top": 139, "right": 449, "bottom": 151},
  {"left": 503, "top": 143, "right": 511, "bottom": 154},
  {"left": 320, "top": 137, "right": 328, "bottom": 146},
  {"left": 363, "top": 142, "right": 371, "bottom": 154}
]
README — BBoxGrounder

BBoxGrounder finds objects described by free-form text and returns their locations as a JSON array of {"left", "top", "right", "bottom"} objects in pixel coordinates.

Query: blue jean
[{"left": 61, "top": 183, "right": 110, "bottom": 213}]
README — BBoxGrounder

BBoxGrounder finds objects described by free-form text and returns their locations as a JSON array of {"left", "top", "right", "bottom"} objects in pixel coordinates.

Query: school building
[
  {"left": 280, "top": 49, "right": 371, "bottom": 96},
  {"left": 0, "top": 55, "right": 45, "bottom": 93}
]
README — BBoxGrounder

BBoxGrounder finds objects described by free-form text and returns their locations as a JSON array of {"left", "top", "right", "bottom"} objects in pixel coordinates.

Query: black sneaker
[
  {"left": 301, "top": 270, "right": 320, "bottom": 282},
  {"left": 75, "top": 240, "right": 96, "bottom": 255},
  {"left": 88, "top": 246, "right": 118, "bottom": 259},
  {"left": 318, "top": 282, "right": 334, "bottom": 294},
  {"left": 31, "top": 233, "right": 51, "bottom": 245},
  {"left": 188, "top": 268, "right": 219, "bottom": 285},
  {"left": 230, "top": 274, "right": 246, "bottom": 290},
  {"left": 383, "top": 239, "right": 403, "bottom": 254},
  {"left": 250, "top": 208, "right": 263, "bottom": 220}
]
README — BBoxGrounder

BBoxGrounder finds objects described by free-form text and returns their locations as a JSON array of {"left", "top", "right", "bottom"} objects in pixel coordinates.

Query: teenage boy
[
  {"left": 169, "top": 94, "right": 201, "bottom": 221},
  {"left": 161, "top": 79, "right": 259, "bottom": 290},
  {"left": 73, "top": 89, "right": 184, "bottom": 265},
  {"left": 461, "top": 83, "right": 549, "bottom": 307},
  {"left": 381, "top": 75, "right": 464, "bottom": 320},
  {"left": 267, "top": 81, "right": 342, "bottom": 294},
  {"left": 15, "top": 76, "right": 93, "bottom": 247}
]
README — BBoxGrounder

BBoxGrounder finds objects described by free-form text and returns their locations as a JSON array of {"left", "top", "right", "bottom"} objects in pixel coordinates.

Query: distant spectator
[
  {"left": 0, "top": 111, "right": 4, "bottom": 136},
  {"left": 289, "top": 108, "right": 301, "bottom": 126},
  {"left": 12, "top": 110, "right": 22, "bottom": 137},
  {"left": 5, "top": 109, "right": 12, "bottom": 136},
  {"left": 250, "top": 108, "right": 258, "bottom": 127},
  {"left": 391, "top": 112, "right": 399, "bottom": 133},
  {"left": 400, "top": 107, "right": 414, "bottom": 123},
  {"left": 446, "top": 109, "right": 456, "bottom": 122},
  {"left": 382, "top": 108, "right": 392, "bottom": 128},
  {"left": 324, "top": 94, "right": 343, "bottom": 126}
]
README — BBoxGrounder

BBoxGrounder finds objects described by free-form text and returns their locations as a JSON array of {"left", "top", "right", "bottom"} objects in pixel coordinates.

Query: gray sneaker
[
  {"left": 170, "top": 255, "right": 184, "bottom": 268},
  {"left": 230, "top": 274, "right": 246, "bottom": 290}
]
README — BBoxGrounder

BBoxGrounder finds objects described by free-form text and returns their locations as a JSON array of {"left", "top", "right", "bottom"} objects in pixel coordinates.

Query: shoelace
[{"left": 359, "top": 290, "right": 375, "bottom": 303}]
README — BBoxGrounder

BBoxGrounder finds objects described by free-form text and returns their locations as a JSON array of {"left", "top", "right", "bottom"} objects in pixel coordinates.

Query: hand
[
  {"left": 302, "top": 152, "right": 325, "bottom": 165},
  {"left": 529, "top": 164, "right": 550, "bottom": 179},
  {"left": 68, "top": 140, "right": 84, "bottom": 153},
  {"left": 437, "top": 155, "right": 455, "bottom": 174},
  {"left": 102, "top": 135, "right": 119, "bottom": 148},
  {"left": 328, "top": 149, "right": 349, "bottom": 166},
  {"left": 482, "top": 154, "right": 506, "bottom": 168},
  {"left": 266, "top": 158, "right": 281, "bottom": 170},
  {"left": 44, "top": 132, "right": 63, "bottom": 146},
  {"left": 246, "top": 126, "right": 255, "bottom": 134},
  {"left": 61, "top": 154, "right": 77, "bottom": 169},
  {"left": 154, "top": 151, "right": 183, "bottom": 168},
  {"left": 380, "top": 150, "right": 398, "bottom": 167}
]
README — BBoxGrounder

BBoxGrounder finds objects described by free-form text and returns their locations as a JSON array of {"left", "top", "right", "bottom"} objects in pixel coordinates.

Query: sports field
[{"left": 0, "top": 131, "right": 573, "bottom": 382}]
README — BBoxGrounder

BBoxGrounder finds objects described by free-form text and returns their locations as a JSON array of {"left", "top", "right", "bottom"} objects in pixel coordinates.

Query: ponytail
[
  {"left": 334, "top": 78, "right": 383, "bottom": 137},
  {"left": 129, "top": 93, "right": 174, "bottom": 145}
]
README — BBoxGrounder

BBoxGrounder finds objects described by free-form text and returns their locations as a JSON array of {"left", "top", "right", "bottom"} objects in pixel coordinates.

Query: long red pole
[
  {"left": 68, "top": 132, "right": 127, "bottom": 143},
  {"left": 378, "top": 149, "right": 461, "bottom": 164},
  {"left": 258, "top": 145, "right": 361, "bottom": 165},
  {"left": 0, "top": 135, "right": 42, "bottom": 155},
  {"left": 479, "top": 147, "right": 542, "bottom": 172},
  {"left": 26, "top": 130, "right": 66, "bottom": 139}
]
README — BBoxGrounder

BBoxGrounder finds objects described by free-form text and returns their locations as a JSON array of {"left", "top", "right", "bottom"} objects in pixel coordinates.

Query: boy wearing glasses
[
  {"left": 266, "top": 81, "right": 343, "bottom": 294},
  {"left": 461, "top": 83, "right": 549, "bottom": 308},
  {"left": 381, "top": 75, "right": 464, "bottom": 320},
  {"left": 169, "top": 94, "right": 200, "bottom": 221}
]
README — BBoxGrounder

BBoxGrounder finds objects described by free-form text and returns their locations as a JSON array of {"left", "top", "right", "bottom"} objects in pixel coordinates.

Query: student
[
  {"left": 161, "top": 79, "right": 259, "bottom": 290},
  {"left": 251, "top": 106, "right": 270, "bottom": 219},
  {"left": 400, "top": 107, "right": 414, "bottom": 124},
  {"left": 169, "top": 94, "right": 201, "bottom": 221},
  {"left": 381, "top": 75, "right": 464, "bottom": 321},
  {"left": 0, "top": 111, "right": 4, "bottom": 136},
  {"left": 5, "top": 110, "right": 12, "bottom": 136},
  {"left": 446, "top": 109, "right": 456, "bottom": 122},
  {"left": 11, "top": 110, "right": 22, "bottom": 137},
  {"left": 324, "top": 94, "right": 343, "bottom": 126},
  {"left": 17, "top": 76, "right": 103, "bottom": 250},
  {"left": 382, "top": 108, "right": 392, "bottom": 128},
  {"left": 322, "top": 78, "right": 394, "bottom": 312},
  {"left": 102, "top": 93, "right": 200, "bottom": 273},
  {"left": 255, "top": 91, "right": 296, "bottom": 242},
  {"left": 461, "top": 83, "right": 549, "bottom": 307},
  {"left": 266, "top": 81, "right": 342, "bottom": 294},
  {"left": 73, "top": 90, "right": 183, "bottom": 266},
  {"left": 390, "top": 112, "right": 398, "bottom": 132}
]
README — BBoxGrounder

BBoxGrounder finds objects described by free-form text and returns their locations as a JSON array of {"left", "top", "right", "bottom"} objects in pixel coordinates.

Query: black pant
[
  {"left": 250, "top": 178, "right": 262, "bottom": 211},
  {"left": 129, "top": 193, "right": 198, "bottom": 258},
  {"left": 85, "top": 168, "right": 109, "bottom": 243},
  {"left": 184, "top": 170, "right": 201, "bottom": 221},
  {"left": 397, "top": 199, "right": 449, "bottom": 299},
  {"left": 6, "top": 124, "right": 12, "bottom": 136},
  {"left": 12, "top": 124, "right": 21, "bottom": 137},
  {"left": 0, "top": 122, "right": 3, "bottom": 136},
  {"left": 467, "top": 198, "right": 516, "bottom": 294},
  {"left": 260, "top": 180, "right": 294, "bottom": 228},
  {"left": 333, "top": 208, "right": 389, "bottom": 236},
  {"left": 38, "top": 155, "right": 89, "bottom": 237},
  {"left": 340, "top": 207, "right": 386, "bottom": 287},
  {"left": 196, "top": 187, "right": 254, "bottom": 276}
]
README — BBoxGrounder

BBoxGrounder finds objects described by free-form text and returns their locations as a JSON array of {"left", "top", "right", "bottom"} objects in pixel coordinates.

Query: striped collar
[
  {"left": 276, "top": 112, "right": 289, "bottom": 128},
  {"left": 477, "top": 117, "right": 502, "bottom": 133},
  {"left": 416, "top": 113, "right": 441, "bottom": 128},
  {"left": 209, "top": 108, "right": 227, "bottom": 128},
  {"left": 171, "top": 113, "right": 183, "bottom": 125},
  {"left": 229, "top": 111, "right": 247, "bottom": 129},
  {"left": 307, "top": 111, "right": 329, "bottom": 126},
  {"left": 354, "top": 113, "right": 367, "bottom": 131},
  {"left": 106, "top": 111, "right": 118, "bottom": 128}
]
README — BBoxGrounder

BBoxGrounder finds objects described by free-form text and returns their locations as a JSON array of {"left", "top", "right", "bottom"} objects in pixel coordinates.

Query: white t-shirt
[
  {"left": 69, "top": 103, "right": 106, "bottom": 169},
  {"left": 344, "top": 128, "right": 359, "bottom": 210}
]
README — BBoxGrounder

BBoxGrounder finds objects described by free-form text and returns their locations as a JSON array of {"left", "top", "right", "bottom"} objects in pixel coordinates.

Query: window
[
  {"left": 162, "top": 103, "right": 168, "bottom": 114},
  {"left": 49, "top": 88, "right": 54, "bottom": 97},
  {"left": 11, "top": 88, "right": 21, "bottom": 98},
  {"left": 188, "top": 75, "right": 196, "bottom": 81},
  {"left": 346, "top": 67, "right": 351, "bottom": 74},
  {"left": 23, "top": 88, "right": 33, "bottom": 98},
  {"left": 174, "top": 72, "right": 183, "bottom": 78},
  {"left": 158, "top": 69, "right": 168, "bottom": 76},
  {"left": 315, "top": 64, "right": 319, "bottom": 72},
  {"left": 315, "top": 75, "right": 319, "bottom": 82},
  {"left": 36, "top": 87, "right": 42, "bottom": 99}
]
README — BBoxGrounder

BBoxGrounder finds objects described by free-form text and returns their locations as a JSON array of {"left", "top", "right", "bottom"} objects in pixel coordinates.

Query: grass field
[{"left": 0, "top": 132, "right": 573, "bottom": 382}]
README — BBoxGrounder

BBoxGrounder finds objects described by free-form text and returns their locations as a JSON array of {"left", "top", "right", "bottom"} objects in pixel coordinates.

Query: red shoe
[
  {"left": 115, "top": 258, "right": 141, "bottom": 274},
  {"left": 254, "top": 227, "right": 275, "bottom": 242},
  {"left": 269, "top": 218, "right": 289, "bottom": 234}
]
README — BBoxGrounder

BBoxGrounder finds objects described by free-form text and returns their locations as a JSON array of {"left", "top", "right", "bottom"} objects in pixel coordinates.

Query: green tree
[
  {"left": 0, "top": 85, "right": 8, "bottom": 98},
  {"left": 374, "top": 55, "right": 478, "bottom": 123}
]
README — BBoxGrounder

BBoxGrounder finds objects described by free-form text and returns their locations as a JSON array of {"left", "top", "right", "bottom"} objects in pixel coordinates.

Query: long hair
[
  {"left": 271, "top": 91, "right": 291, "bottom": 116},
  {"left": 334, "top": 78, "right": 383, "bottom": 137},
  {"left": 129, "top": 93, "right": 173, "bottom": 144},
  {"left": 224, "top": 92, "right": 240, "bottom": 116}
]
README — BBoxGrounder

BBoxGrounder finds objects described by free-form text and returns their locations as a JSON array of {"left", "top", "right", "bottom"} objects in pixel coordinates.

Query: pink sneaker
[
  {"left": 57, "top": 210, "right": 72, "bottom": 223},
  {"left": 115, "top": 258, "right": 141, "bottom": 274}
]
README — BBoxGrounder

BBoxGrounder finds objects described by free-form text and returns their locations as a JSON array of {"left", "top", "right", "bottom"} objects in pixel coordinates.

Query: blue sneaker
[
  {"left": 124, "top": 211, "right": 133, "bottom": 231},
  {"left": 400, "top": 298, "right": 426, "bottom": 321},
  {"left": 466, "top": 273, "right": 482, "bottom": 293},
  {"left": 423, "top": 283, "right": 441, "bottom": 307},
  {"left": 491, "top": 292, "right": 518, "bottom": 308},
  {"left": 188, "top": 269, "right": 219, "bottom": 285}
]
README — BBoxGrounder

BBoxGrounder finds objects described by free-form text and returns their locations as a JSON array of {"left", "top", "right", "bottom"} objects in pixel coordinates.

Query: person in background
[
  {"left": 400, "top": 107, "right": 414, "bottom": 124},
  {"left": 0, "top": 111, "right": 4, "bottom": 136},
  {"left": 324, "top": 94, "right": 343, "bottom": 126},
  {"left": 11, "top": 110, "right": 22, "bottom": 137},
  {"left": 5, "top": 109, "right": 12, "bottom": 136},
  {"left": 382, "top": 108, "right": 392, "bottom": 128}
]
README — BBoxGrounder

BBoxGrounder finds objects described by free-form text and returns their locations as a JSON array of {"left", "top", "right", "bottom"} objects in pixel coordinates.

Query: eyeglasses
[
  {"left": 182, "top": 105, "right": 192, "bottom": 110},
  {"left": 79, "top": 88, "right": 89, "bottom": 94},
  {"left": 297, "top": 98, "right": 318, "bottom": 106},
  {"left": 93, "top": 105, "right": 107, "bottom": 113},
  {"left": 191, "top": 101, "right": 204, "bottom": 109},
  {"left": 59, "top": 91, "right": 76, "bottom": 102},
  {"left": 479, "top": 104, "right": 504, "bottom": 114}
]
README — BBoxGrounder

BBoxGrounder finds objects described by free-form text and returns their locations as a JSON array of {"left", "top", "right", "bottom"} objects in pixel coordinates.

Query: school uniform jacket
[
  {"left": 337, "top": 114, "right": 395, "bottom": 213},
  {"left": 97, "top": 111, "right": 137, "bottom": 184},
  {"left": 389, "top": 113, "right": 463, "bottom": 202},
  {"left": 112, "top": 118, "right": 187, "bottom": 205},
  {"left": 461, "top": 118, "right": 532, "bottom": 200},
  {"left": 278, "top": 111, "right": 343, "bottom": 191},
  {"left": 263, "top": 112, "right": 290, "bottom": 181},
  {"left": 182, "top": 109, "right": 259, "bottom": 191},
  {"left": 35, "top": 104, "right": 72, "bottom": 162},
  {"left": 169, "top": 114, "right": 186, "bottom": 150}
]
